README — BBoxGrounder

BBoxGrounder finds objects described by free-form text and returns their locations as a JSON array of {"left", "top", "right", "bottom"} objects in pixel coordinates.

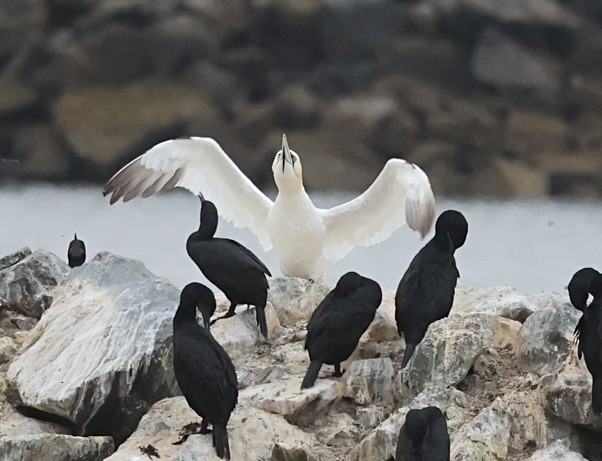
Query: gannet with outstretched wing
[{"left": 103, "top": 135, "right": 436, "bottom": 281}]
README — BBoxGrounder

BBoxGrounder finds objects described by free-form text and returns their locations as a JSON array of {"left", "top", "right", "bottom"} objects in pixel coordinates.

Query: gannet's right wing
[
  {"left": 321, "top": 159, "right": 435, "bottom": 261},
  {"left": 103, "top": 137, "right": 274, "bottom": 250}
]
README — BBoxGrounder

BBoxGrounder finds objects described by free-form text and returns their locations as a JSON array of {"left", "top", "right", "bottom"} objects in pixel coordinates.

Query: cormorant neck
[{"left": 197, "top": 208, "right": 218, "bottom": 240}]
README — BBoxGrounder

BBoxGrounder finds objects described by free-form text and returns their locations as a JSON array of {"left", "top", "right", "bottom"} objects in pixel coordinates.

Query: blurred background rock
[{"left": 0, "top": 0, "right": 600, "bottom": 198}]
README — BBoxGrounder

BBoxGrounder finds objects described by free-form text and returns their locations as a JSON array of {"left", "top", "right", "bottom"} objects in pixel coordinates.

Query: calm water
[{"left": 1, "top": 183, "right": 601, "bottom": 293}]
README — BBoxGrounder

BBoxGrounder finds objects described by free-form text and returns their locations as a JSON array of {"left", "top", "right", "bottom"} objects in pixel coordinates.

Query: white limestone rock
[{"left": 7, "top": 252, "right": 180, "bottom": 443}]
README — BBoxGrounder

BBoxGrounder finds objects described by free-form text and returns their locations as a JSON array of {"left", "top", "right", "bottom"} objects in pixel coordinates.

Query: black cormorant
[
  {"left": 67, "top": 233, "right": 86, "bottom": 268},
  {"left": 187, "top": 196, "right": 271, "bottom": 338},
  {"left": 569, "top": 267, "right": 602, "bottom": 414},
  {"left": 395, "top": 210, "right": 468, "bottom": 368},
  {"left": 395, "top": 406, "right": 450, "bottom": 461},
  {"left": 301, "top": 271, "right": 382, "bottom": 389},
  {"left": 172, "top": 282, "right": 238, "bottom": 459}
]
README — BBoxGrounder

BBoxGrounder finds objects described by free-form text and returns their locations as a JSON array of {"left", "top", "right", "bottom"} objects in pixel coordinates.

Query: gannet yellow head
[{"left": 272, "top": 134, "right": 303, "bottom": 192}]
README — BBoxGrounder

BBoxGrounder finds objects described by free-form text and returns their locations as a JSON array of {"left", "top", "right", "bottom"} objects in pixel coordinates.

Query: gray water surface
[{"left": 2, "top": 184, "right": 601, "bottom": 293}]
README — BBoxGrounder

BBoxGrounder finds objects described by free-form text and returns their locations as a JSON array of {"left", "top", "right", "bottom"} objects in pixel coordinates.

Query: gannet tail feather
[
  {"left": 321, "top": 158, "right": 435, "bottom": 261},
  {"left": 103, "top": 137, "right": 274, "bottom": 250}
]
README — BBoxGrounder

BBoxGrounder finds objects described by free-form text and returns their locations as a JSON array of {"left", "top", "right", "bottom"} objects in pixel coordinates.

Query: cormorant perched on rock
[
  {"left": 187, "top": 195, "right": 271, "bottom": 338},
  {"left": 395, "top": 407, "right": 450, "bottom": 461},
  {"left": 67, "top": 233, "right": 86, "bottom": 268},
  {"left": 103, "top": 134, "right": 435, "bottom": 282},
  {"left": 301, "top": 271, "right": 382, "bottom": 389},
  {"left": 569, "top": 267, "right": 602, "bottom": 414},
  {"left": 395, "top": 210, "right": 468, "bottom": 368},
  {"left": 172, "top": 283, "right": 238, "bottom": 459}
]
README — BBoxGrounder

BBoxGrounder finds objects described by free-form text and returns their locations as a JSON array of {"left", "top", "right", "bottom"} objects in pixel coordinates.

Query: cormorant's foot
[
  {"left": 332, "top": 370, "right": 343, "bottom": 378},
  {"left": 210, "top": 312, "right": 237, "bottom": 326},
  {"left": 172, "top": 422, "right": 208, "bottom": 445}
]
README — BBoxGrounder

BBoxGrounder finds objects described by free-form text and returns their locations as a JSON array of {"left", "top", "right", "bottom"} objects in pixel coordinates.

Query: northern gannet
[
  {"left": 395, "top": 210, "right": 468, "bottom": 368},
  {"left": 301, "top": 271, "right": 382, "bottom": 389},
  {"left": 187, "top": 196, "right": 271, "bottom": 338},
  {"left": 172, "top": 282, "right": 238, "bottom": 458},
  {"left": 103, "top": 135, "right": 436, "bottom": 281}
]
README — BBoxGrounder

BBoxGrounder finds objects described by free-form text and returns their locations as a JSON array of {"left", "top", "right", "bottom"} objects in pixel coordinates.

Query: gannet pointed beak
[{"left": 282, "top": 134, "right": 292, "bottom": 173}]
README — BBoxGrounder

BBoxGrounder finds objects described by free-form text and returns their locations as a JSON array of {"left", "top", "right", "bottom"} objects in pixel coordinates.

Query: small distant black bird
[
  {"left": 67, "top": 233, "right": 86, "bottom": 268},
  {"left": 395, "top": 210, "right": 468, "bottom": 368},
  {"left": 395, "top": 407, "right": 450, "bottom": 461},
  {"left": 172, "top": 283, "right": 238, "bottom": 459},
  {"left": 301, "top": 271, "right": 382, "bottom": 389},
  {"left": 187, "top": 196, "right": 271, "bottom": 338},
  {"left": 569, "top": 267, "right": 602, "bottom": 415}
]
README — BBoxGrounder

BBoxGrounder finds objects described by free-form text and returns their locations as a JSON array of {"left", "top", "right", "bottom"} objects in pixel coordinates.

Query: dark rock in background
[{"left": 0, "top": 0, "right": 601, "bottom": 197}]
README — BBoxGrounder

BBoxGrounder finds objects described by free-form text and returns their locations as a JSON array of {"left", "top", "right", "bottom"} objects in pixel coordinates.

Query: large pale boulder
[
  {"left": 104, "top": 396, "right": 316, "bottom": 461},
  {"left": 540, "top": 370, "right": 602, "bottom": 430},
  {"left": 0, "top": 247, "right": 32, "bottom": 271},
  {"left": 515, "top": 303, "right": 580, "bottom": 374},
  {"left": 399, "top": 314, "right": 515, "bottom": 397},
  {"left": 7, "top": 252, "right": 180, "bottom": 443},
  {"left": 0, "top": 249, "right": 69, "bottom": 318}
]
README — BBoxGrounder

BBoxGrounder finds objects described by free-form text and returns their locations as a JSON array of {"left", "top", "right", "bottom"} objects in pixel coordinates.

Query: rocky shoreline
[
  {"left": 1, "top": 0, "right": 602, "bottom": 197},
  {"left": 0, "top": 247, "right": 601, "bottom": 460}
]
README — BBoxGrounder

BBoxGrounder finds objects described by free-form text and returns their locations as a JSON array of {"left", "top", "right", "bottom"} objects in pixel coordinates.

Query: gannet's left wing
[
  {"left": 103, "top": 137, "right": 274, "bottom": 250},
  {"left": 321, "top": 159, "right": 435, "bottom": 261}
]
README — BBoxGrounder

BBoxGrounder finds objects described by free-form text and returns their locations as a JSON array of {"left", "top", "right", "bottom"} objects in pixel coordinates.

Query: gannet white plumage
[{"left": 103, "top": 135, "right": 436, "bottom": 281}]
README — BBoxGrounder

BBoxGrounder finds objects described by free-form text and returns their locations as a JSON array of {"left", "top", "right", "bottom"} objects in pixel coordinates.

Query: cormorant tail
[
  {"left": 401, "top": 342, "right": 416, "bottom": 369},
  {"left": 301, "top": 360, "right": 322, "bottom": 389},
  {"left": 213, "top": 423, "right": 231, "bottom": 460},
  {"left": 592, "top": 376, "right": 602, "bottom": 415},
  {"left": 256, "top": 305, "right": 268, "bottom": 339}
]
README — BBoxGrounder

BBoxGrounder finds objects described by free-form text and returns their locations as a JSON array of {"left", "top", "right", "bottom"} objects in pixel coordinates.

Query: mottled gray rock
[
  {"left": 0, "top": 249, "right": 69, "bottom": 318},
  {"left": 104, "top": 396, "right": 315, "bottom": 461},
  {"left": 0, "top": 0, "right": 46, "bottom": 57},
  {"left": 540, "top": 370, "right": 602, "bottom": 429},
  {"left": 0, "top": 336, "right": 16, "bottom": 365},
  {"left": 450, "top": 397, "right": 511, "bottom": 460},
  {"left": 237, "top": 365, "right": 288, "bottom": 389},
  {"left": 471, "top": 27, "right": 562, "bottom": 91},
  {"left": 239, "top": 376, "right": 343, "bottom": 425},
  {"left": 0, "top": 434, "right": 113, "bottom": 461},
  {"left": 343, "top": 358, "right": 395, "bottom": 405},
  {"left": 0, "top": 248, "right": 32, "bottom": 272},
  {"left": 515, "top": 303, "right": 580, "bottom": 374},
  {"left": 366, "top": 291, "right": 398, "bottom": 342},
  {"left": 526, "top": 439, "right": 587, "bottom": 460},
  {"left": 7, "top": 252, "right": 180, "bottom": 443},
  {"left": 452, "top": 284, "right": 566, "bottom": 322},
  {"left": 268, "top": 277, "right": 332, "bottom": 327},
  {"left": 399, "top": 314, "right": 500, "bottom": 397}
]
